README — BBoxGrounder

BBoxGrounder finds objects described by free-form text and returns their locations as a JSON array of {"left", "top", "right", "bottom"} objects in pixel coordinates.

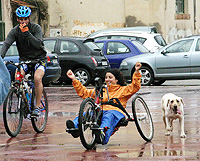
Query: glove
[{"left": 19, "top": 23, "right": 29, "bottom": 32}]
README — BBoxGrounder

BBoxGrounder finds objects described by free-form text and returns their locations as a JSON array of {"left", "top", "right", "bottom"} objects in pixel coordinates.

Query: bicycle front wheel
[
  {"left": 3, "top": 87, "right": 23, "bottom": 137},
  {"left": 31, "top": 89, "right": 48, "bottom": 133},
  {"left": 79, "top": 98, "right": 96, "bottom": 150},
  {"left": 132, "top": 95, "right": 154, "bottom": 141}
]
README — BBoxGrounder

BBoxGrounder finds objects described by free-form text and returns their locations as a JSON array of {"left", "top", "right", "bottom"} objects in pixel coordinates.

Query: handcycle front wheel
[
  {"left": 31, "top": 89, "right": 48, "bottom": 133},
  {"left": 3, "top": 87, "right": 23, "bottom": 137},
  {"left": 78, "top": 97, "right": 96, "bottom": 150},
  {"left": 132, "top": 95, "right": 154, "bottom": 141}
]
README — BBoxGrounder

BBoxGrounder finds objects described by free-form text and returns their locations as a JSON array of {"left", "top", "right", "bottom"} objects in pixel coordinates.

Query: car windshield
[
  {"left": 154, "top": 35, "right": 167, "bottom": 46},
  {"left": 131, "top": 41, "right": 149, "bottom": 53}
]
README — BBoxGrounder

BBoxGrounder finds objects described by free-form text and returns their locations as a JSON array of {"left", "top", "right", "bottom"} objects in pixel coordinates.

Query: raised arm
[{"left": 67, "top": 70, "right": 94, "bottom": 99}]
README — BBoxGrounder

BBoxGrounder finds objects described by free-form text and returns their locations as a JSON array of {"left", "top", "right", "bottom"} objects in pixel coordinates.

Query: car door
[
  {"left": 56, "top": 40, "right": 80, "bottom": 78},
  {"left": 105, "top": 41, "right": 133, "bottom": 68},
  {"left": 190, "top": 38, "right": 200, "bottom": 76},
  {"left": 155, "top": 39, "right": 194, "bottom": 77}
]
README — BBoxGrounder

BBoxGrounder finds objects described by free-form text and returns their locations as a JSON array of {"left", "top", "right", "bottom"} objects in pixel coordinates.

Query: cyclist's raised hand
[
  {"left": 135, "top": 62, "right": 142, "bottom": 73},
  {"left": 67, "top": 69, "right": 75, "bottom": 81}
]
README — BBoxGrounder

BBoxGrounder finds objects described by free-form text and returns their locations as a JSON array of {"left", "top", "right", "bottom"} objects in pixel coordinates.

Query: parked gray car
[{"left": 119, "top": 35, "right": 200, "bottom": 86}]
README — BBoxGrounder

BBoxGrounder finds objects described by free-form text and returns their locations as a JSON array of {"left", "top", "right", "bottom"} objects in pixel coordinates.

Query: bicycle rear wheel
[
  {"left": 31, "top": 89, "right": 48, "bottom": 133},
  {"left": 79, "top": 98, "right": 96, "bottom": 150},
  {"left": 3, "top": 87, "right": 23, "bottom": 137},
  {"left": 132, "top": 95, "right": 154, "bottom": 141}
]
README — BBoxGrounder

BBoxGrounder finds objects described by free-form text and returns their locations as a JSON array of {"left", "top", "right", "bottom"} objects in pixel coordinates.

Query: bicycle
[
  {"left": 68, "top": 77, "right": 154, "bottom": 150},
  {"left": 3, "top": 60, "right": 48, "bottom": 137}
]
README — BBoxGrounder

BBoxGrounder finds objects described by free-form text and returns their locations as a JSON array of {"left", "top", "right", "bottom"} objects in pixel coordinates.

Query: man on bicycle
[{"left": 1, "top": 6, "right": 46, "bottom": 117}]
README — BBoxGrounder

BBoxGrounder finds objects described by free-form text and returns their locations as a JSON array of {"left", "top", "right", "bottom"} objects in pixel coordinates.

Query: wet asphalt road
[{"left": 0, "top": 80, "right": 200, "bottom": 160}]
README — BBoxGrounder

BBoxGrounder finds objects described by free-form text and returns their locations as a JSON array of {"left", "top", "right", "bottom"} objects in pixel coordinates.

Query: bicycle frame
[{"left": 93, "top": 83, "right": 134, "bottom": 122}]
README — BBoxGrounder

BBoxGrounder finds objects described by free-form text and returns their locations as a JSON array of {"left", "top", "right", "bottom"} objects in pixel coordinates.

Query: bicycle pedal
[{"left": 66, "top": 128, "right": 79, "bottom": 132}]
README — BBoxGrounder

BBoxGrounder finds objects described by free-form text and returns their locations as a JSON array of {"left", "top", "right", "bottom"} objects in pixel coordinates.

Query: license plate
[{"left": 102, "top": 61, "right": 108, "bottom": 66}]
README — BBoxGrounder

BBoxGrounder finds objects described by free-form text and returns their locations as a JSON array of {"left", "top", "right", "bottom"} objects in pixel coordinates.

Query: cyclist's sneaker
[
  {"left": 93, "top": 125, "right": 105, "bottom": 144},
  {"left": 66, "top": 120, "right": 80, "bottom": 138},
  {"left": 31, "top": 107, "right": 41, "bottom": 117}
]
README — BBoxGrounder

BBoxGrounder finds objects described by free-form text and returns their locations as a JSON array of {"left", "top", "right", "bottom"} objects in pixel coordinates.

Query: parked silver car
[{"left": 119, "top": 35, "right": 200, "bottom": 86}]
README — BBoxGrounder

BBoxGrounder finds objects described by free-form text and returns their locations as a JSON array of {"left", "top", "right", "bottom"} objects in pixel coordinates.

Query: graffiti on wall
[
  {"left": 167, "top": 27, "right": 193, "bottom": 43},
  {"left": 71, "top": 20, "right": 124, "bottom": 37}
]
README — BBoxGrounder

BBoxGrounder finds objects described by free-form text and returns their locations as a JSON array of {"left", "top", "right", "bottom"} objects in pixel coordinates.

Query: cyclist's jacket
[
  {"left": 72, "top": 72, "right": 141, "bottom": 115},
  {"left": 1, "top": 22, "right": 46, "bottom": 61}
]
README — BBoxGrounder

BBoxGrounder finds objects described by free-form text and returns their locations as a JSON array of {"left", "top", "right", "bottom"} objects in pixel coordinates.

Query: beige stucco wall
[
  {"left": 2, "top": 0, "right": 200, "bottom": 44},
  {"left": 125, "top": 0, "right": 198, "bottom": 43},
  {"left": 48, "top": 0, "right": 125, "bottom": 37},
  {"left": 48, "top": 0, "right": 200, "bottom": 43}
]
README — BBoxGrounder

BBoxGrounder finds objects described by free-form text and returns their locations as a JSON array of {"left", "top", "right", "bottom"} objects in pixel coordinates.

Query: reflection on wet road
[{"left": 0, "top": 81, "right": 200, "bottom": 160}]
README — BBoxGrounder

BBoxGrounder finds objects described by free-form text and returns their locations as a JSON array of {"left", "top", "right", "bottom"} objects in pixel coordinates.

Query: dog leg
[
  {"left": 163, "top": 116, "right": 166, "bottom": 128},
  {"left": 165, "top": 117, "right": 171, "bottom": 136},
  {"left": 179, "top": 117, "right": 186, "bottom": 138},
  {"left": 170, "top": 119, "right": 173, "bottom": 132}
]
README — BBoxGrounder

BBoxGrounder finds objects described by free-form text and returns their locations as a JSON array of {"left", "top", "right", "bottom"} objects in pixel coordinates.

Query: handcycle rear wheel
[
  {"left": 132, "top": 95, "right": 154, "bottom": 141},
  {"left": 31, "top": 89, "right": 48, "bottom": 133},
  {"left": 3, "top": 87, "right": 23, "bottom": 137},
  {"left": 79, "top": 97, "right": 96, "bottom": 150}
]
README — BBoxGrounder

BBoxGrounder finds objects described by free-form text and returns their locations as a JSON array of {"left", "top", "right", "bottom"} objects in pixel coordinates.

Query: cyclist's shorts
[{"left": 21, "top": 61, "right": 47, "bottom": 73}]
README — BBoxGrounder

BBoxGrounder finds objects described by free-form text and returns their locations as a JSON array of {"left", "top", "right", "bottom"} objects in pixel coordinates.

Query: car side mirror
[{"left": 161, "top": 49, "right": 167, "bottom": 55}]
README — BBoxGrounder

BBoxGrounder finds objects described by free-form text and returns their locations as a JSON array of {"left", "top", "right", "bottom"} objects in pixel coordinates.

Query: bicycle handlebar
[{"left": 5, "top": 60, "right": 42, "bottom": 67}]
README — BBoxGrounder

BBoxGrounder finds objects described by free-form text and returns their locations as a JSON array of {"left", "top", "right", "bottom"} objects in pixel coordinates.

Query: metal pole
[{"left": 194, "top": 0, "right": 196, "bottom": 30}]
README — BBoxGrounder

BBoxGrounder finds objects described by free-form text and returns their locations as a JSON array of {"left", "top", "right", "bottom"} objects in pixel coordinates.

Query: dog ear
[
  {"left": 180, "top": 98, "right": 185, "bottom": 105},
  {"left": 167, "top": 99, "right": 170, "bottom": 107}
]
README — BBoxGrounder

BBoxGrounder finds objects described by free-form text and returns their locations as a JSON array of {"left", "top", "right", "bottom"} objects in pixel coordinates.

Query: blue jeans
[
  {"left": 73, "top": 110, "right": 125, "bottom": 145},
  {"left": 0, "top": 57, "right": 11, "bottom": 105}
]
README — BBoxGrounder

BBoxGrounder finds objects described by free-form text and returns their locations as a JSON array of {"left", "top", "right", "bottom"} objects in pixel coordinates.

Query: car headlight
[{"left": 120, "top": 60, "right": 128, "bottom": 66}]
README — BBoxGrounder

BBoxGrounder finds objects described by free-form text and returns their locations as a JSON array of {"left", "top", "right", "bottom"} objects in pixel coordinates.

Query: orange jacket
[{"left": 72, "top": 72, "right": 141, "bottom": 115}]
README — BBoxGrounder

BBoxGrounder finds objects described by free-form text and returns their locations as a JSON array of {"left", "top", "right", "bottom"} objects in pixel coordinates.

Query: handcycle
[
  {"left": 3, "top": 60, "right": 48, "bottom": 137},
  {"left": 67, "top": 77, "right": 154, "bottom": 150}
]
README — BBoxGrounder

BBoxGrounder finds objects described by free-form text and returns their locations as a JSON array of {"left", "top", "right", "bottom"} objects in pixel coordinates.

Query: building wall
[
  {"left": 2, "top": 0, "right": 200, "bottom": 44},
  {"left": 2, "top": 0, "right": 13, "bottom": 36},
  {"left": 48, "top": 0, "right": 125, "bottom": 37}
]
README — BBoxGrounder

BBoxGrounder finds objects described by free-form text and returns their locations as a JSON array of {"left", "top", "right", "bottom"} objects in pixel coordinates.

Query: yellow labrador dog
[{"left": 161, "top": 93, "right": 186, "bottom": 138}]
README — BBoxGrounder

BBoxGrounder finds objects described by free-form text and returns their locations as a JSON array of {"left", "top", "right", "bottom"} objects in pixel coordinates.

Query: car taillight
[
  {"left": 46, "top": 56, "right": 51, "bottom": 63},
  {"left": 91, "top": 57, "right": 97, "bottom": 66}
]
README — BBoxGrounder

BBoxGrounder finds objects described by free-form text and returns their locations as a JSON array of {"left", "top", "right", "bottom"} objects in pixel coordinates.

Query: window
[
  {"left": 43, "top": 40, "right": 56, "bottom": 52},
  {"left": 154, "top": 35, "right": 167, "bottom": 46},
  {"left": 107, "top": 42, "right": 130, "bottom": 54},
  {"left": 176, "top": 0, "right": 184, "bottom": 14},
  {"left": 195, "top": 39, "right": 200, "bottom": 51},
  {"left": 131, "top": 41, "right": 149, "bottom": 53},
  {"left": 95, "top": 42, "right": 104, "bottom": 50},
  {"left": 110, "top": 35, "right": 146, "bottom": 44},
  {"left": 94, "top": 36, "right": 108, "bottom": 41},
  {"left": 166, "top": 39, "right": 194, "bottom": 53},
  {"left": 60, "top": 41, "right": 79, "bottom": 53}
]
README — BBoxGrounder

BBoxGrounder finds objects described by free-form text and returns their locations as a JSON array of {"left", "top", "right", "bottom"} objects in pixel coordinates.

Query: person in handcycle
[{"left": 66, "top": 62, "right": 142, "bottom": 145}]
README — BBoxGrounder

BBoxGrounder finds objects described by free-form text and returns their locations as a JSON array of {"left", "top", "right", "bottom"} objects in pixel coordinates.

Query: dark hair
[{"left": 106, "top": 68, "right": 127, "bottom": 86}]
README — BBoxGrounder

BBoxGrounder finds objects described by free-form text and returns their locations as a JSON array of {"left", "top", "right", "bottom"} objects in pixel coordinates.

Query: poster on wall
[{"left": 50, "top": 29, "right": 62, "bottom": 37}]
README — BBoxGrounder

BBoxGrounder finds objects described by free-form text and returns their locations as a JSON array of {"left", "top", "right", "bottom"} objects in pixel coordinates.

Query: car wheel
[
  {"left": 74, "top": 68, "right": 91, "bottom": 86},
  {"left": 139, "top": 66, "right": 154, "bottom": 86},
  {"left": 152, "top": 80, "right": 166, "bottom": 86}
]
